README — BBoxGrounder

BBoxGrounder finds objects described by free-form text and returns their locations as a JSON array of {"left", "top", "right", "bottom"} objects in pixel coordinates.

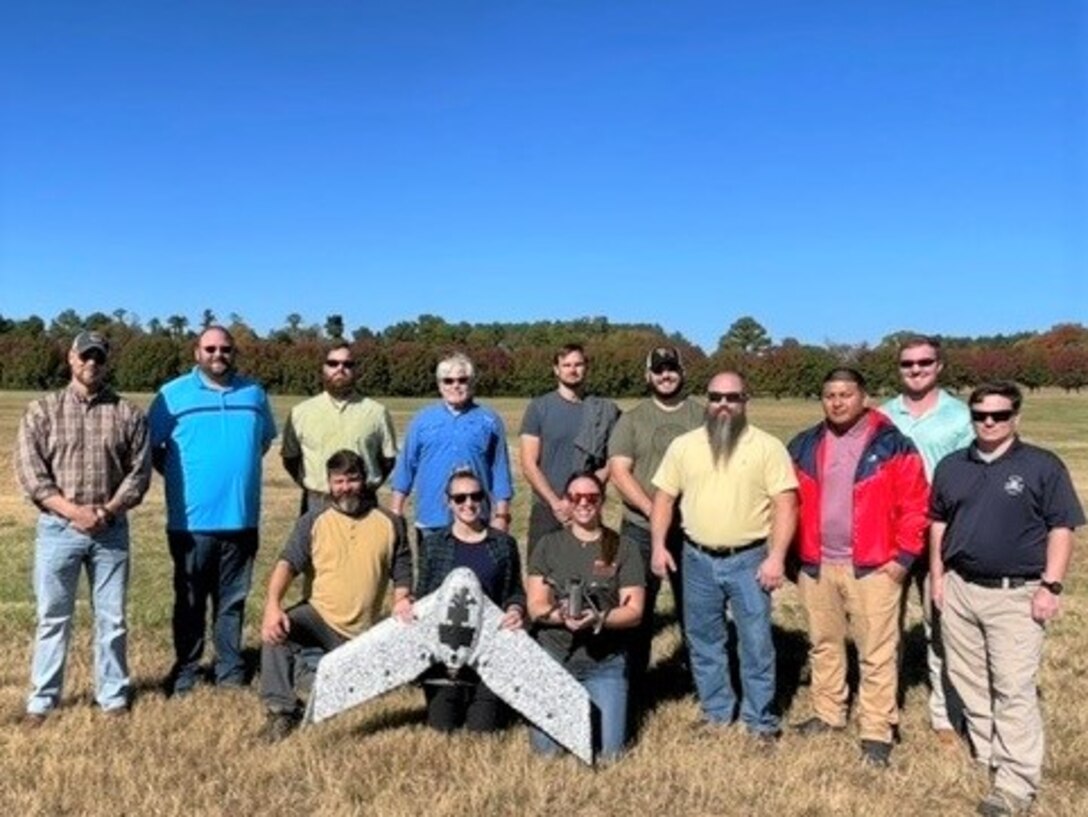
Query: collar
[
  {"left": 192, "top": 366, "right": 236, "bottom": 391},
  {"left": 64, "top": 382, "right": 112, "bottom": 406},
  {"left": 967, "top": 436, "right": 1022, "bottom": 464}
]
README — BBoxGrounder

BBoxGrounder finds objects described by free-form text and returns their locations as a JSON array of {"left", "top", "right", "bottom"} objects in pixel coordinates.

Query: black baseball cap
[{"left": 646, "top": 346, "right": 683, "bottom": 371}]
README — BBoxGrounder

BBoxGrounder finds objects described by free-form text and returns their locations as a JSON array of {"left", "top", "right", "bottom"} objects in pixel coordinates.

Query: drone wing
[
  {"left": 472, "top": 599, "right": 594, "bottom": 765},
  {"left": 305, "top": 593, "right": 440, "bottom": 724}
]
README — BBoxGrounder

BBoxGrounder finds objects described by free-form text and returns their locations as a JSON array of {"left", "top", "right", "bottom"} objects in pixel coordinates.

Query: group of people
[{"left": 15, "top": 329, "right": 1082, "bottom": 816}]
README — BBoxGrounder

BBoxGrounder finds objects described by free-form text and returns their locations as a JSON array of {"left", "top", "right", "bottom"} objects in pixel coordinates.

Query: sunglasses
[
  {"left": 202, "top": 345, "right": 234, "bottom": 354},
  {"left": 325, "top": 359, "right": 355, "bottom": 369},
  {"left": 650, "top": 363, "right": 680, "bottom": 375},
  {"left": 79, "top": 350, "right": 107, "bottom": 365},
  {"left": 449, "top": 490, "right": 486, "bottom": 504},
  {"left": 899, "top": 358, "right": 936, "bottom": 369},
  {"left": 971, "top": 409, "right": 1015, "bottom": 423},
  {"left": 568, "top": 492, "right": 602, "bottom": 506},
  {"left": 441, "top": 377, "right": 470, "bottom": 385},
  {"left": 707, "top": 391, "right": 748, "bottom": 404}
]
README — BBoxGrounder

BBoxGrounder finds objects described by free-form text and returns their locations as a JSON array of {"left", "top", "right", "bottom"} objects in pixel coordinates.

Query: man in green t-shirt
[{"left": 608, "top": 346, "right": 703, "bottom": 692}]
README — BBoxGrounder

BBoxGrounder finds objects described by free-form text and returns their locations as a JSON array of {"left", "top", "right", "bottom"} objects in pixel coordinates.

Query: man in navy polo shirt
[
  {"left": 150, "top": 326, "right": 277, "bottom": 695},
  {"left": 930, "top": 381, "right": 1084, "bottom": 817}
]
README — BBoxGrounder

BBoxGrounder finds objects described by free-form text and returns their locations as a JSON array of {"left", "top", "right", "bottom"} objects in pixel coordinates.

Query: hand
[
  {"left": 930, "top": 574, "right": 945, "bottom": 612},
  {"left": 562, "top": 610, "right": 598, "bottom": 632},
  {"left": 69, "top": 504, "right": 104, "bottom": 534},
  {"left": 651, "top": 547, "right": 676, "bottom": 579},
  {"left": 261, "top": 607, "right": 290, "bottom": 645},
  {"left": 491, "top": 515, "right": 511, "bottom": 533},
  {"left": 551, "top": 498, "right": 573, "bottom": 525},
  {"left": 756, "top": 555, "right": 785, "bottom": 591},
  {"left": 393, "top": 596, "right": 415, "bottom": 623},
  {"left": 500, "top": 606, "right": 524, "bottom": 630},
  {"left": 1031, "top": 586, "right": 1060, "bottom": 624},
  {"left": 882, "top": 561, "right": 909, "bottom": 585}
]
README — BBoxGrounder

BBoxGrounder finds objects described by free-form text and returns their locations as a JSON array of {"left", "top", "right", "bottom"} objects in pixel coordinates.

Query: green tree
[
  {"left": 324, "top": 314, "right": 345, "bottom": 340},
  {"left": 718, "top": 316, "right": 772, "bottom": 354}
]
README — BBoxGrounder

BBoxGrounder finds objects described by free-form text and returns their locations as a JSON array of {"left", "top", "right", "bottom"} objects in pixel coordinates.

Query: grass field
[{"left": 1, "top": 390, "right": 1086, "bottom": 816}]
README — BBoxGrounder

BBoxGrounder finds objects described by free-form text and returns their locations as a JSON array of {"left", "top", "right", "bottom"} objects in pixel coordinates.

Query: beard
[
  {"left": 705, "top": 409, "right": 747, "bottom": 466},
  {"left": 332, "top": 492, "right": 365, "bottom": 515}
]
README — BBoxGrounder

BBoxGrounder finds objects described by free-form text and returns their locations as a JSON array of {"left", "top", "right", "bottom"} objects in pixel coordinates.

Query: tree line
[{"left": 0, "top": 309, "right": 1085, "bottom": 398}]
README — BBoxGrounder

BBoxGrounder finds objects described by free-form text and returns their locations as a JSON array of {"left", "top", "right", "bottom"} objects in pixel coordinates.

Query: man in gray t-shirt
[
  {"left": 519, "top": 343, "right": 619, "bottom": 554},
  {"left": 608, "top": 346, "right": 703, "bottom": 687}
]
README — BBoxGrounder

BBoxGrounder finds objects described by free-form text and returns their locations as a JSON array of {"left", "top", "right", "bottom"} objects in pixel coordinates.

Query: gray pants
[{"left": 259, "top": 603, "right": 346, "bottom": 714}]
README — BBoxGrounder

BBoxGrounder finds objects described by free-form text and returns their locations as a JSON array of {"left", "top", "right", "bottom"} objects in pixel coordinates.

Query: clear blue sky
[{"left": 2, "top": 1, "right": 1085, "bottom": 352}]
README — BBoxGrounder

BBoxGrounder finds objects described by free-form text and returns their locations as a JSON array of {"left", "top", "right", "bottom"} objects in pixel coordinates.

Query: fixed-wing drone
[{"left": 305, "top": 567, "right": 594, "bottom": 764}]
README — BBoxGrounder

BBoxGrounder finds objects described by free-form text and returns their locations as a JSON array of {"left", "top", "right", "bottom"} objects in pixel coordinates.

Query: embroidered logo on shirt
[{"left": 1004, "top": 475, "right": 1025, "bottom": 497}]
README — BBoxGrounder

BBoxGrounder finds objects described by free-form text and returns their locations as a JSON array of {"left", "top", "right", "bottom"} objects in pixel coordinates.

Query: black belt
[
  {"left": 686, "top": 539, "right": 766, "bottom": 558},
  {"left": 956, "top": 572, "right": 1039, "bottom": 590}
]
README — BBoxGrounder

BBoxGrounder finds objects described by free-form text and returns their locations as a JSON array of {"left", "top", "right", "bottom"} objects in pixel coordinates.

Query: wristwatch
[{"left": 1040, "top": 579, "right": 1063, "bottom": 595}]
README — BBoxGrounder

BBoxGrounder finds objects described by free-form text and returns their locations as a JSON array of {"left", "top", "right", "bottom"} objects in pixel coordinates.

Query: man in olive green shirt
[
  {"left": 608, "top": 346, "right": 703, "bottom": 688},
  {"left": 281, "top": 342, "right": 398, "bottom": 513}
]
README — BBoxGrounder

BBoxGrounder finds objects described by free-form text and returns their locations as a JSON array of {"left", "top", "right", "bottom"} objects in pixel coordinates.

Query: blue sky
[{"left": 2, "top": 1, "right": 1085, "bottom": 352}]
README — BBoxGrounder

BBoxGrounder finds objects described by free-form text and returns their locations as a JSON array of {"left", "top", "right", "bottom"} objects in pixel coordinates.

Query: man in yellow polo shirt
[
  {"left": 650, "top": 370, "right": 798, "bottom": 742},
  {"left": 281, "top": 342, "right": 398, "bottom": 513},
  {"left": 257, "top": 449, "right": 412, "bottom": 741}
]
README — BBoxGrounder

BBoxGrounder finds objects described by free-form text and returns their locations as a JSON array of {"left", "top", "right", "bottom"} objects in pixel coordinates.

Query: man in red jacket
[{"left": 787, "top": 367, "right": 928, "bottom": 767}]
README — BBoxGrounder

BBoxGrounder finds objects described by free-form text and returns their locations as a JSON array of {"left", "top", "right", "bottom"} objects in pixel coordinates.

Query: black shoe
[
  {"left": 860, "top": 739, "right": 892, "bottom": 768},
  {"left": 976, "top": 790, "right": 1033, "bottom": 816},
  {"left": 792, "top": 717, "right": 844, "bottom": 736},
  {"left": 747, "top": 728, "right": 782, "bottom": 754},
  {"left": 258, "top": 711, "right": 300, "bottom": 744}
]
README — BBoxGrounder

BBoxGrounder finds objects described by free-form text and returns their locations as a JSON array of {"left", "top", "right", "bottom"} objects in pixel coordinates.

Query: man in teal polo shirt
[
  {"left": 149, "top": 326, "right": 277, "bottom": 694},
  {"left": 880, "top": 334, "right": 974, "bottom": 744},
  {"left": 281, "top": 341, "right": 397, "bottom": 514}
]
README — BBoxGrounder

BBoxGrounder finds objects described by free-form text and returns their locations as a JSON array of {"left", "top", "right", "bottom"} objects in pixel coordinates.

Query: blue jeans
[
  {"left": 168, "top": 529, "right": 257, "bottom": 689},
  {"left": 682, "top": 541, "right": 778, "bottom": 733},
  {"left": 529, "top": 653, "right": 628, "bottom": 762},
  {"left": 28, "top": 514, "right": 130, "bottom": 714}
]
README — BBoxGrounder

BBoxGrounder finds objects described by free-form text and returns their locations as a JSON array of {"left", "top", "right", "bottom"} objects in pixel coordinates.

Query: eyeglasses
[
  {"left": 650, "top": 363, "right": 680, "bottom": 375},
  {"left": 970, "top": 409, "right": 1015, "bottom": 424},
  {"left": 202, "top": 345, "right": 234, "bottom": 354},
  {"left": 441, "top": 377, "right": 470, "bottom": 385},
  {"left": 707, "top": 391, "right": 748, "bottom": 404},
  {"left": 79, "top": 350, "right": 107, "bottom": 365},
  {"left": 899, "top": 358, "right": 936, "bottom": 369},
  {"left": 325, "top": 359, "right": 355, "bottom": 369},
  {"left": 568, "top": 492, "right": 602, "bottom": 506},
  {"left": 449, "top": 490, "right": 486, "bottom": 504}
]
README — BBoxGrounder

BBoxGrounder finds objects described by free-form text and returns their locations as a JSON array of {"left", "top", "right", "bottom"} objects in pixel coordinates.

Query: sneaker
[
  {"left": 258, "top": 711, "right": 300, "bottom": 744},
  {"left": 746, "top": 729, "right": 782, "bottom": 754},
  {"left": 977, "top": 789, "right": 1033, "bottom": 816},
  {"left": 860, "top": 739, "right": 893, "bottom": 768},
  {"left": 792, "top": 716, "right": 844, "bottom": 736}
]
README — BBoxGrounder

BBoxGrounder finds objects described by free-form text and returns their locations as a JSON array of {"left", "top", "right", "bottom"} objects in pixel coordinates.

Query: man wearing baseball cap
[
  {"left": 608, "top": 346, "right": 703, "bottom": 699},
  {"left": 15, "top": 331, "right": 152, "bottom": 724}
]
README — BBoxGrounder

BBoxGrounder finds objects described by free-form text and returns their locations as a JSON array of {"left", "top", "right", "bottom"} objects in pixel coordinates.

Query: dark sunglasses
[
  {"left": 325, "top": 359, "right": 356, "bottom": 369},
  {"left": 971, "top": 409, "right": 1015, "bottom": 423},
  {"left": 449, "top": 490, "right": 486, "bottom": 504},
  {"left": 568, "top": 492, "right": 602, "bottom": 506},
  {"left": 899, "top": 358, "right": 936, "bottom": 369},
  {"left": 707, "top": 391, "right": 748, "bottom": 404},
  {"left": 441, "top": 376, "right": 470, "bottom": 385},
  {"left": 650, "top": 363, "right": 681, "bottom": 375},
  {"left": 79, "top": 350, "right": 107, "bottom": 365},
  {"left": 202, "top": 345, "right": 234, "bottom": 354}
]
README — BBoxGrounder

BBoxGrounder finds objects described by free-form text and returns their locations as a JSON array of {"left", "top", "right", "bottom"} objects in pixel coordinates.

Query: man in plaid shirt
[{"left": 15, "top": 330, "right": 151, "bottom": 725}]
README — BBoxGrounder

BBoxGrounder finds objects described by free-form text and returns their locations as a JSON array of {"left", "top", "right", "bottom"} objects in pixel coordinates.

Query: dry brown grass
[{"left": 1, "top": 390, "right": 1086, "bottom": 816}]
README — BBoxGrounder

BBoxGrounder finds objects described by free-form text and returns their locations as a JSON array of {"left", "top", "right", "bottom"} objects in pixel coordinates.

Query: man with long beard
[
  {"left": 256, "top": 450, "right": 413, "bottom": 742},
  {"left": 650, "top": 371, "right": 798, "bottom": 744}
]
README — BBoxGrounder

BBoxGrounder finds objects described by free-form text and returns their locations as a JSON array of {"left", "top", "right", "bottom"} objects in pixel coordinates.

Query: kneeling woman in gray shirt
[{"left": 527, "top": 472, "right": 645, "bottom": 762}]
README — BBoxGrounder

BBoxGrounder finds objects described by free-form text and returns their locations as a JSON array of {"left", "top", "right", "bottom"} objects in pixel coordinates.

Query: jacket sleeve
[{"left": 893, "top": 447, "right": 930, "bottom": 567}]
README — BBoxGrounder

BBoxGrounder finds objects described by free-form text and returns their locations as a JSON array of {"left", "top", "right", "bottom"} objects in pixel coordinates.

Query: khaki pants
[
  {"left": 941, "top": 572, "right": 1045, "bottom": 801},
  {"left": 799, "top": 564, "right": 903, "bottom": 743}
]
